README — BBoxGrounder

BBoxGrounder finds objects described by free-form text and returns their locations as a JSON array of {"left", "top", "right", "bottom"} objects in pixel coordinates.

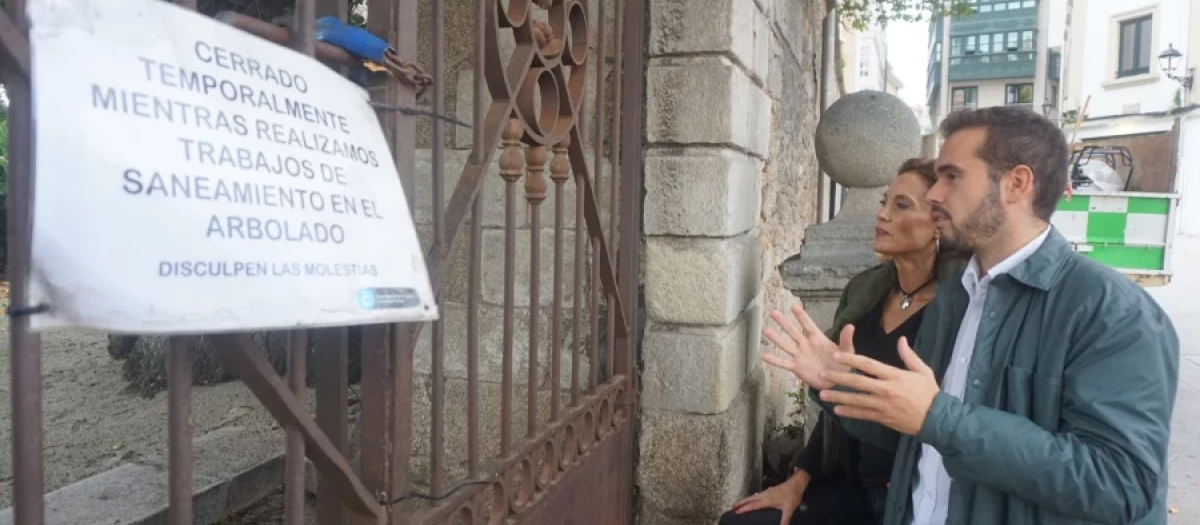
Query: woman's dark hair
[{"left": 897, "top": 157, "right": 937, "bottom": 186}]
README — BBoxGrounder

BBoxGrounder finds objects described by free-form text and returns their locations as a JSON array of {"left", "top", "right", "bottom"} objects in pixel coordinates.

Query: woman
[{"left": 720, "top": 158, "right": 965, "bottom": 525}]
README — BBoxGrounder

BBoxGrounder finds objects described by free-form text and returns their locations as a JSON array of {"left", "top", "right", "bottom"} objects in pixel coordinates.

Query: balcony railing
[
  {"left": 949, "top": 51, "right": 1036, "bottom": 82},
  {"left": 949, "top": 51, "right": 1036, "bottom": 66}
]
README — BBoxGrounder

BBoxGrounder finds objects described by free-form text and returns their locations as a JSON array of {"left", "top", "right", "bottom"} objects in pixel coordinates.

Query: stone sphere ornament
[{"left": 814, "top": 90, "right": 921, "bottom": 189}]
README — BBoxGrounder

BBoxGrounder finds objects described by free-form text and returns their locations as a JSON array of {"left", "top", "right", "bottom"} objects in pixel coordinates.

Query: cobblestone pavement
[{"left": 1146, "top": 235, "right": 1200, "bottom": 523}]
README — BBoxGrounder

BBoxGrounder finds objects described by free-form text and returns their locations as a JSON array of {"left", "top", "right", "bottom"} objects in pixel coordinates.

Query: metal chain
[{"left": 385, "top": 52, "right": 433, "bottom": 98}]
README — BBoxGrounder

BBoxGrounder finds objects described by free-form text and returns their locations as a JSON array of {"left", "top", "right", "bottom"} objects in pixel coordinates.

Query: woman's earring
[{"left": 935, "top": 236, "right": 941, "bottom": 253}]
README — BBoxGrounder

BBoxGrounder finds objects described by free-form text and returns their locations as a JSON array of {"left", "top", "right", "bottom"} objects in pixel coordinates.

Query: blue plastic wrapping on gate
[{"left": 314, "top": 16, "right": 390, "bottom": 63}]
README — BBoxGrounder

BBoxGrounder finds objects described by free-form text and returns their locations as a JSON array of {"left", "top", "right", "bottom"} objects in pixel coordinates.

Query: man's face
[{"left": 929, "top": 127, "right": 1007, "bottom": 251}]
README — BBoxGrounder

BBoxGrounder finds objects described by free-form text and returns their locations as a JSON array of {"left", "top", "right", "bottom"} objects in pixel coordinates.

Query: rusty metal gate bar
[
  {"left": 4, "top": 0, "right": 41, "bottom": 523},
  {"left": 2, "top": 0, "right": 645, "bottom": 522}
]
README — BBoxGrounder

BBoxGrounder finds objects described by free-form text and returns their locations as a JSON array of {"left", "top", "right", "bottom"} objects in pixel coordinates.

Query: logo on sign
[
  {"left": 357, "top": 288, "right": 378, "bottom": 310},
  {"left": 357, "top": 287, "right": 421, "bottom": 310}
]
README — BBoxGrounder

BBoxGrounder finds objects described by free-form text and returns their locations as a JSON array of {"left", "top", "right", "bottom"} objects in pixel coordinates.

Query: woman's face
[{"left": 873, "top": 171, "right": 938, "bottom": 257}]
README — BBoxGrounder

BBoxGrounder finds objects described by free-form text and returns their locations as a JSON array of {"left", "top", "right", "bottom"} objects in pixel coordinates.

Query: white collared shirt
[{"left": 909, "top": 226, "right": 1051, "bottom": 525}]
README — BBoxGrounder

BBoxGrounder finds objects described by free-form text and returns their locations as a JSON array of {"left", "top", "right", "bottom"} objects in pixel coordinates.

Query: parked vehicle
[{"left": 1051, "top": 146, "right": 1178, "bottom": 287}]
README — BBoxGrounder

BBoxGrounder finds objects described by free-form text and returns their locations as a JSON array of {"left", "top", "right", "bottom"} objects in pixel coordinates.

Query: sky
[{"left": 886, "top": 21, "right": 932, "bottom": 108}]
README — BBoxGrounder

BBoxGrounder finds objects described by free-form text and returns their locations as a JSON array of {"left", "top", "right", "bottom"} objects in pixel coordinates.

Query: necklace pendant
[{"left": 901, "top": 295, "right": 912, "bottom": 309}]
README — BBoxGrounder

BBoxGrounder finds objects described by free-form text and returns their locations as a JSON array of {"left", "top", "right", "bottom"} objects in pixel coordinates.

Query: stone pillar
[
  {"left": 637, "top": 0, "right": 826, "bottom": 523},
  {"left": 779, "top": 90, "right": 922, "bottom": 334}
]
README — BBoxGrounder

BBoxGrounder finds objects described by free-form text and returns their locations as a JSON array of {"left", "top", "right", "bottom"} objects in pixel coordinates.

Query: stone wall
[{"left": 637, "top": 0, "right": 825, "bottom": 523}]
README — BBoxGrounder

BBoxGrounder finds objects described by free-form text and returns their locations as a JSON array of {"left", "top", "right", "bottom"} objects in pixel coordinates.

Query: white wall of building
[
  {"left": 1176, "top": 116, "right": 1200, "bottom": 235},
  {"left": 911, "top": 104, "right": 933, "bottom": 134},
  {"left": 886, "top": 65, "right": 904, "bottom": 95},
  {"left": 1048, "top": 0, "right": 1068, "bottom": 49},
  {"left": 1063, "top": 0, "right": 1194, "bottom": 117},
  {"left": 843, "top": 23, "right": 890, "bottom": 93}
]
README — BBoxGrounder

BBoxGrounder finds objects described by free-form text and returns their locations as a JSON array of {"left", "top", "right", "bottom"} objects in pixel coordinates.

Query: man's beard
[{"left": 938, "top": 180, "right": 1006, "bottom": 252}]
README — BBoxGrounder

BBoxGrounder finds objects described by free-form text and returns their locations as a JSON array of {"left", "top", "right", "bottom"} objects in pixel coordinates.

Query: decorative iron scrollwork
[{"left": 485, "top": 0, "right": 589, "bottom": 148}]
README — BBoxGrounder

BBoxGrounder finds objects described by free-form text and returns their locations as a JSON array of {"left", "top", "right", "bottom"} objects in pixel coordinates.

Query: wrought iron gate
[{"left": 2, "top": 0, "right": 645, "bottom": 522}]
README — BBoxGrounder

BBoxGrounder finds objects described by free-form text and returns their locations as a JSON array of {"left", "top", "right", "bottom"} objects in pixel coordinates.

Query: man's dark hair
[{"left": 939, "top": 107, "right": 1068, "bottom": 221}]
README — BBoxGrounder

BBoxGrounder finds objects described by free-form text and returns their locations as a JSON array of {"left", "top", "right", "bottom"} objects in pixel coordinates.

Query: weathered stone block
[
  {"left": 759, "top": 12, "right": 823, "bottom": 379},
  {"left": 645, "top": 232, "right": 761, "bottom": 325},
  {"left": 408, "top": 375, "right": 575, "bottom": 464},
  {"left": 761, "top": 292, "right": 801, "bottom": 425},
  {"left": 643, "top": 147, "right": 762, "bottom": 237},
  {"left": 649, "top": 0, "right": 770, "bottom": 84},
  {"left": 765, "top": 0, "right": 819, "bottom": 64},
  {"left": 641, "top": 300, "right": 761, "bottom": 414},
  {"left": 647, "top": 59, "right": 772, "bottom": 157},
  {"left": 634, "top": 504, "right": 714, "bottom": 525},
  {"left": 413, "top": 303, "right": 553, "bottom": 385},
  {"left": 413, "top": 148, "right": 507, "bottom": 228},
  {"left": 637, "top": 373, "right": 765, "bottom": 519},
  {"left": 477, "top": 227, "right": 579, "bottom": 308},
  {"left": 413, "top": 149, "right": 612, "bottom": 234},
  {"left": 634, "top": 1, "right": 826, "bottom": 522}
]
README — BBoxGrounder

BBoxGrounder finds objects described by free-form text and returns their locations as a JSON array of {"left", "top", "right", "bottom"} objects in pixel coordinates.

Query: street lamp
[
  {"left": 1159, "top": 43, "right": 1194, "bottom": 90},
  {"left": 1042, "top": 99, "right": 1055, "bottom": 117}
]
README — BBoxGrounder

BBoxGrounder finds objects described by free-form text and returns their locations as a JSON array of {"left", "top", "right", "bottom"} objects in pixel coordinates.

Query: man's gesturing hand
[
  {"left": 816, "top": 336, "right": 939, "bottom": 435},
  {"left": 760, "top": 303, "right": 854, "bottom": 390}
]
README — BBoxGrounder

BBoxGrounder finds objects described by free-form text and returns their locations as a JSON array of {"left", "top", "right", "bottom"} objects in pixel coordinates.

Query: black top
[{"left": 794, "top": 296, "right": 925, "bottom": 489}]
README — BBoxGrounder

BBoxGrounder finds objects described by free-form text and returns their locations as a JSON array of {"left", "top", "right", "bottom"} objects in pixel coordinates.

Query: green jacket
[
  {"left": 818, "top": 228, "right": 1179, "bottom": 525},
  {"left": 822, "top": 257, "right": 967, "bottom": 342}
]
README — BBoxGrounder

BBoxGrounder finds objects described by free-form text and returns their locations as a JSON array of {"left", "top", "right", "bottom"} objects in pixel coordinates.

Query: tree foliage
[{"left": 839, "top": 0, "right": 977, "bottom": 30}]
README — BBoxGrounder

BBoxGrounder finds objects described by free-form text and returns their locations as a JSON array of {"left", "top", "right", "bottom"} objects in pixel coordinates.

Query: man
[{"left": 763, "top": 107, "right": 1178, "bottom": 525}]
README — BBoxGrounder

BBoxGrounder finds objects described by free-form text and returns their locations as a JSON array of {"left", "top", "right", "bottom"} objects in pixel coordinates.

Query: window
[
  {"left": 1022, "top": 0, "right": 1035, "bottom": 7},
  {"left": 992, "top": 32, "right": 1005, "bottom": 53},
  {"left": 1008, "top": 1, "right": 1022, "bottom": 9},
  {"left": 1021, "top": 30, "right": 1034, "bottom": 51},
  {"left": 950, "top": 37, "right": 963, "bottom": 56},
  {"left": 965, "top": 35, "right": 977, "bottom": 54},
  {"left": 979, "top": 34, "right": 991, "bottom": 53},
  {"left": 934, "top": 42, "right": 942, "bottom": 59},
  {"left": 1118, "top": 15, "right": 1152, "bottom": 77},
  {"left": 979, "top": 4, "right": 993, "bottom": 12},
  {"left": 1007, "top": 31, "right": 1020, "bottom": 51},
  {"left": 952, "top": 87, "right": 978, "bottom": 109},
  {"left": 1006, "top": 83, "right": 1034, "bottom": 105}
]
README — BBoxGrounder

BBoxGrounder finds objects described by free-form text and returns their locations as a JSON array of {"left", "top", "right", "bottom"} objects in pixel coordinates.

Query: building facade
[
  {"left": 927, "top": 0, "right": 1059, "bottom": 141},
  {"left": 842, "top": 22, "right": 902, "bottom": 94},
  {"left": 1062, "top": 0, "right": 1197, "bottom": 120},
  {"left": 1059, "top": 0, "right": 1200, "bottom": 235}
]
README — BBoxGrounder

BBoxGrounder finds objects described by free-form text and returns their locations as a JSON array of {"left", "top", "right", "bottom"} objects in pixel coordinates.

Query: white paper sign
[{"left": 26, "top": 0, "right": 438, "bottom": 333}]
